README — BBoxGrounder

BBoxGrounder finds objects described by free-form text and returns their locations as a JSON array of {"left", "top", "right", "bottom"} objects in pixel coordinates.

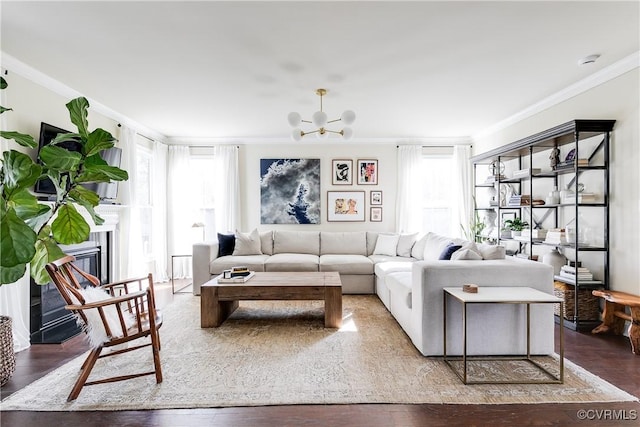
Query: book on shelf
[
  {"left": 564, "top": 192, "right": 597, "bottom": 203},
  {"left": 553, "top": 274, "right": 602, "bottom": 285},
  {"left": 544, "top": 229, "right": 567, "bottom": 245},
  {"left": 507, "top": 194, "right": 531, "bottom": 206},
  {"left": 521, "top": 229, "right": 547, "bottom": 239},
  {"left": 217, "top": 271, "right": 255, "bottom": 283},
  {"left": 554, "top": 159, "right": 589, "bottom": 170}
]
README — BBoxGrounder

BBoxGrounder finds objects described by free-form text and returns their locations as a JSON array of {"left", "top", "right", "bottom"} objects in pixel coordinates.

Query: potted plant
[
  {"left": 1, "top": 76, "right": 129, "bottom": 285},
  {"left": 503, "top": 217, "right": 529, "bottom": 237}
]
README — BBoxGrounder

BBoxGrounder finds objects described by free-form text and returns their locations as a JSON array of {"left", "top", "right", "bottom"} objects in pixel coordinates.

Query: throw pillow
[
  {"left": 373, "top": 234, "right": 400, "bottom": 256},
  {"left": 73, "top": 286, "right": 135, "bottom": 348},
  {"left": 478, "top": 243, "right": 506, "bottom": 260},
  {"left": 232, "top": 229, "right": 263, "bottom": 256},
  {"left": 217, "top": 233, "right": 235, "bottom": 257},
  {"left": 422, "top": 232, "right": 454, "bottom": 261},
  {"left": 411, "top": 234, "right": 428, "bottom": 260},
  {"left": 396, "top": 233, "right": 418, "bottom": 257},
  {"left": 438, "top": 243, "right": 462, "bottom": 260},
  {"left": 450, "top": 241, "right": 483, "bottom": 260}
]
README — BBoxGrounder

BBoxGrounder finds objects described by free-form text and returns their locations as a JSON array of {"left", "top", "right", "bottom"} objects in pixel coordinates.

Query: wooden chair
[{"left": 45, "top": 255, "right": 163, "bottom": 401}]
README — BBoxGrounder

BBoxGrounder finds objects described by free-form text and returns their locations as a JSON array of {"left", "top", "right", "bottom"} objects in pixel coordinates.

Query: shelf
[{"left": 553, "top": 275, "right": 604, "bottom": 288}]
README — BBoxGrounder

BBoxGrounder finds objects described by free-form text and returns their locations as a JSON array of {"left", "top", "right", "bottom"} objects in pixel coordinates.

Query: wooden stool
[{"left": 591, "top": 290, "right": 640, "bottom": 355}]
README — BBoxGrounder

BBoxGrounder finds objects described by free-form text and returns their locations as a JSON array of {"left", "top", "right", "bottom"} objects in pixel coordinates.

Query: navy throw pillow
[
  {"left": 217, "top": 233, "right": 236, "bottom": 257},
  {"left": 438, "top": 243, "right": 462, "bottom": 260}
]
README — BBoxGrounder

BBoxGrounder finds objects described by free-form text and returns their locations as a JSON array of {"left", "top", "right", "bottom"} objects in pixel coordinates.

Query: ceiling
[{"left": 1, "top": 1, "right": 638, "bottom": 143}]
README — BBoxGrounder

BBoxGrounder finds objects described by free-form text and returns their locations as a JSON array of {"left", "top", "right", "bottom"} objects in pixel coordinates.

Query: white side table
[{"left": 443, "top": 286, "right": 564, "bottom": 384}]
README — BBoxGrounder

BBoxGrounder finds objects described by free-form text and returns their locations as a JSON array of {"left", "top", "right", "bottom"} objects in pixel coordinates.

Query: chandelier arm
[
  {"left": 301, "top": 119, "right": 312, "bottom": 124},
  {"left": 303, "top": 129, "right": 320, "bottom": 136},
  {"left": 326, "top": 118, "right": 342, "bottom": 124},
  {"left": 323, "top": 129, "right": 343, "bottom": 135}
]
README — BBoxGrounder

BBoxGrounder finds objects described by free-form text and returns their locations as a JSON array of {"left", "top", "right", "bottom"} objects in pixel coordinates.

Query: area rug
[{"left": 1, "top": 295, "right": 636, "bottom": 411}]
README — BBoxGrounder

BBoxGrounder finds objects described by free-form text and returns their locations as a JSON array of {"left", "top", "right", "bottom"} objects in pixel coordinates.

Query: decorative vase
[
  {"left": 542, "top": 249, "right": 567, "bottom": 275},
  {"left": 511, "top": 230, "right": 521, "bottom": 237}
]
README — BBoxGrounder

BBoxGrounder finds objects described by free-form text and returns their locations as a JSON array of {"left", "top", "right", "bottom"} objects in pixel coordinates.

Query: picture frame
[
  {"left": 332, "top": 159, "right": 353, "bottom": 185},
  {"left": 501, "top": 211, "right": 516, "bottom": 227},
  {"left": 327, "top": 191, "right": 365, "bottom": 222},
  {"left": 370, "top": 190, "right": 382, "bottom": 205},
  {"left": 370, "top": 207, "right": 382, "bottom": 222},
  {"left": 357, "top": 159, "right": 378, "bottom": 185}
]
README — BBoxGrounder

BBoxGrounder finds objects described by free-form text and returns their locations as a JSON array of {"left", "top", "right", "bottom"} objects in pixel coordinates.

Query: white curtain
[
  {"left": 396, "top": 145, "right": 424, "bottom": 233},
  {"left": 452, "top": 145, "right": 473, "bottom": 239},
  {"left": 215, "top": 145, "right": 240, "bottom": 233},
  {"left": 152, "top": 142, "right": 169, "bottom": 281},
  {"left": 118, "top": 126, "right": 145, "bottom": 278},
  {"left": 167, "top": 146, "right": 194, "bottom": 278}
]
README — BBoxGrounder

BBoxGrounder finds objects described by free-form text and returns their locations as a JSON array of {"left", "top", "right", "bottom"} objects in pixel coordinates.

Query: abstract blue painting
[{"left": 260, "top": 158, "right": 321, "bottom": 224}]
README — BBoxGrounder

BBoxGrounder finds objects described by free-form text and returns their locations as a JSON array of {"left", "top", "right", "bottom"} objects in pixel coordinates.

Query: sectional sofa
[{"left": 193, "top": 230, "right": 555, "bottom": 356}]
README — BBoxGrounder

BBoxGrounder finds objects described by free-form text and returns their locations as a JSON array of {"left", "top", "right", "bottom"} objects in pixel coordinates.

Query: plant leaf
[
  {"left": 0, "top": 264, "right": 27, "bottom": 285},
  {"left": 51, "top": 203, "right": 90, "bottom": 244},
  {"left": 66, "top": 97, "right": 90, "bottom": 139},
  {"left": 39, "top": 145, "right": 82, "bottom": 170},
  {"left": 7, "top": 188, "right": 50, "bottom": 221},
  {"left": 85, "top": 128, "right": 115, "bottom": 157},
  {"left": 0, "top": 76, "right": 7, "bottom": 90},
  {"left": 30, "top": 237, "right": 67, "bottom": 285},
  {"left": 50, "top": 132, "right": 81, "bottom": 147},
  {"left": 0, "top": 207, "right": 37, "bottom": 267},
  {"left": 0, "top": 106, "right": 12, "bottom": 114},
  {"left": 0, "top": 131, "right": 38, "bottom": 149},
  {"left": 76, "top": 164, "right": 128, "bottom": 183},
  {"left": 1, "top": 150, "right": 42, "bottom": 192},
  {"left": 69, "top": 186, "right": 105, "bottom": 226}
]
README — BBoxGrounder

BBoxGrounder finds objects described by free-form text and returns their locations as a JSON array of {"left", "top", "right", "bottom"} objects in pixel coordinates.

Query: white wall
[
  {"left": 472, "top": 69, "right": 640, "bottom": 295},
  {"left": 239, "top": 143, "right": 398, "bottom": 233}
]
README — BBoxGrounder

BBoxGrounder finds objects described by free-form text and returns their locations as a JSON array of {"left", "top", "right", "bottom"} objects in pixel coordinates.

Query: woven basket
[
  {"left": 553, "top": 281, "right": 600, "bottom": 321},
  {"left": 0, "top": 315, "right": 16, "bottom": 387}
]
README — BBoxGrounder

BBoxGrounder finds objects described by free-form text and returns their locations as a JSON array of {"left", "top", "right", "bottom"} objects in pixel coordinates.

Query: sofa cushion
[
  {"left": 260, "top": 230, "right": 274, "bottom": 255},
  {"left": 366, "top": 232, "right": 379, "bottom": 256},
  {"left": 210, "top": 255, "right": 269, "bottom": 274},
  {"left": 423, "top": 232, "right": 454, "bottom": 261},
  {"left": 451, "top": 242, "right": 483, "bottom": 260},
  {"left": 396, "top": 233, "right": 418, "bottom": 257},
  {"left": 264, "top": 253, "right": 319, "bottom": 272},
  {"left": 233, "top": 229, "right": 263, "bottom": 256},
  {"left": 320, "top": 254, "right": 373, "bottom": 275},
  {"left": 373, "top": 234, "right": 400, "bottom": 256},
  {"left": 273, "top": 230, "right": 320, "bottom": 255},
  {"left": 386, "top": 271, "right": 412, "bottom": 309},
  {"left": 320, "top": 231, "right": 367, "bottom": 255},
  {"left": 217, "top": 233, "right": 235, "bottom": 257},
  {"left": 374, "top": 261, "right": 413, "bottom": 278},
  {"left": 369, "top": 254, "right": 414, "bottom": 264},
  {"left": 411, "top": 234, "right": 428, "bottom": 260},
  {"left": 478, "top": 243, "right": 506, "bottom": 260}
]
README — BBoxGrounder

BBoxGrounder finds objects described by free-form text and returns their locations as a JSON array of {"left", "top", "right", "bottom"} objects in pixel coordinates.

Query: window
[
  {"left": 422, "top": 149, "right": 455, "bottom": 236},
  {"left": 189, "top": 148, "right": 216, "bottom": 240}
]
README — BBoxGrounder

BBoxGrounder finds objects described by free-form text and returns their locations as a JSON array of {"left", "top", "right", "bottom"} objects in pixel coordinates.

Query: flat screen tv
[{"left": 34, "top": 122, "right": 122, "bottom": 203}]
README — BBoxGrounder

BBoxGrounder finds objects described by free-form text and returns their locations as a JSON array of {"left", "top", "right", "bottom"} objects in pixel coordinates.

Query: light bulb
[
  {"left": 312, "top": 111, "right": 327, "bottom": 127},
  {"left": 341, "top": 110, "right": 356, "bottom": 125},
  {"left": 291, "top": 129, "right": 303, "bottom": 141},
  {"left": 287, "top": 112, "right": 301, "bottom": 127},
  {"left": 342, "top": 127, "right": 353, "bottom": 140}
]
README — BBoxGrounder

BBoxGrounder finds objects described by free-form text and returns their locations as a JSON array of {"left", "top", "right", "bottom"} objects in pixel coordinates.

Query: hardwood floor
[{"left": 2, "top": 282, "right": 638, "bottom": 427}]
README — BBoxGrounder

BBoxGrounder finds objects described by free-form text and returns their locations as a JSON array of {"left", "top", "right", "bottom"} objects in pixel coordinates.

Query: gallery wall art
[
  {"left": 327, "top": 191, "right": 365, "bottom": 222},
  {"left": 260, "top": 158, "right": 321, "bottom": 224}
]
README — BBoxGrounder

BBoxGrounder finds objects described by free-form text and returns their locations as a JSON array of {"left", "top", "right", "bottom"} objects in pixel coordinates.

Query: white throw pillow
[
  {"left": 233, "top": 229, "right": 263, "bottom": 256},
  {"left": 411, "top": 234, "right": 428, "bottom": 260},
  {"left": 478, "top": 243, "right": 506, "bottom": 260},
  {"left": 396, "top": 233, "right": 418, "bottom": 257},
  {"left": 373, "top": 234, "right": 400, "bottom": 256},
  {"left": 451, "top": 241, "right": 483, "bottom": 260},
  {"left": 73, "top": 287, "right": 135, "bottom": 348},
  {"left": 422, "top": 232, "right": 454, "bottom": 261}
]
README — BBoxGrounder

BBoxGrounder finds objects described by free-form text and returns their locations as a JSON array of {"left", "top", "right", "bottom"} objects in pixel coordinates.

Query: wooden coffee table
[{"left": 200, "top": 271, "right": 342, "bottom": 328}]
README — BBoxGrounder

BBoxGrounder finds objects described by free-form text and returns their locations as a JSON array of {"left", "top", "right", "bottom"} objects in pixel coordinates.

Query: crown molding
[
  {"left": 473, "top": 50, "right": 640, "bottom": 140},
  {"left": 1, "top": 52, "right": 167, "bottom": 143},
  {"left": 165, "top": 135, "right": 472, "bottom": 146}
]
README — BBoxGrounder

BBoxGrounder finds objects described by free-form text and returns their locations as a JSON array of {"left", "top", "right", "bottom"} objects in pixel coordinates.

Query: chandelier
[{"left": 287, "top": 88, "right": 356, "bottom": 141}]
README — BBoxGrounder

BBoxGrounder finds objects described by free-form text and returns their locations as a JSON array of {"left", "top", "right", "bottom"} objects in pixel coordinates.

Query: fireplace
[{"left": 30, "top": 242, "right": 101, "bottom": 344}]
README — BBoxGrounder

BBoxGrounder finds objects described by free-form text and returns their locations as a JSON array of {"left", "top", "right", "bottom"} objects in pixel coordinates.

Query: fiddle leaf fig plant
[{"left": 0, "top": 76, "right": 128, "bottom": 285}]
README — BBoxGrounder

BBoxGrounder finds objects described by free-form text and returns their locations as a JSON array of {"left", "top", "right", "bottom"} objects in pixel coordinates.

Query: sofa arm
[
  {"left": 410, "top": 259, "right": 554, "bottom": 355},
  {"left": 192, "top": 242, "right": 219, "bottom": 296}
]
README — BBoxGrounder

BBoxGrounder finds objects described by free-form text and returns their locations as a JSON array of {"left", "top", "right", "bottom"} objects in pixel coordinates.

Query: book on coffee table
[{"left": 216, "top": 271, "right": 255, "bottom": 283}]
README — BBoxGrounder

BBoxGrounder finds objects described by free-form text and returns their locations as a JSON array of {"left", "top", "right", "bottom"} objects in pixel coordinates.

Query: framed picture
[
  {"left": 501, "top": 211, "right": 516, "bottom": 227},
  {"left": 370, "top": 207, "right": 382, "bottom": 222},
  {"left": 327, "top": 191, "right": 365, "bottom": 222},
  {"left": 370, "top": 190, "right": 382, "bottom": 205},
  {"left": 357, "top": 159, "right": 378, "bottom": 185},
  {"left": 332, "top": 159, "right": 353, "bottom": 185}
]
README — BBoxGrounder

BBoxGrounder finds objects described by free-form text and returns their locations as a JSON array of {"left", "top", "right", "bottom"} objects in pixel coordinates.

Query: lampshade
[
  {"left": 287, "top": 112, "right": 302, "bottom": 127},
  {"left": 287, "top": 88, "right": 355, "bottom": 141}
]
